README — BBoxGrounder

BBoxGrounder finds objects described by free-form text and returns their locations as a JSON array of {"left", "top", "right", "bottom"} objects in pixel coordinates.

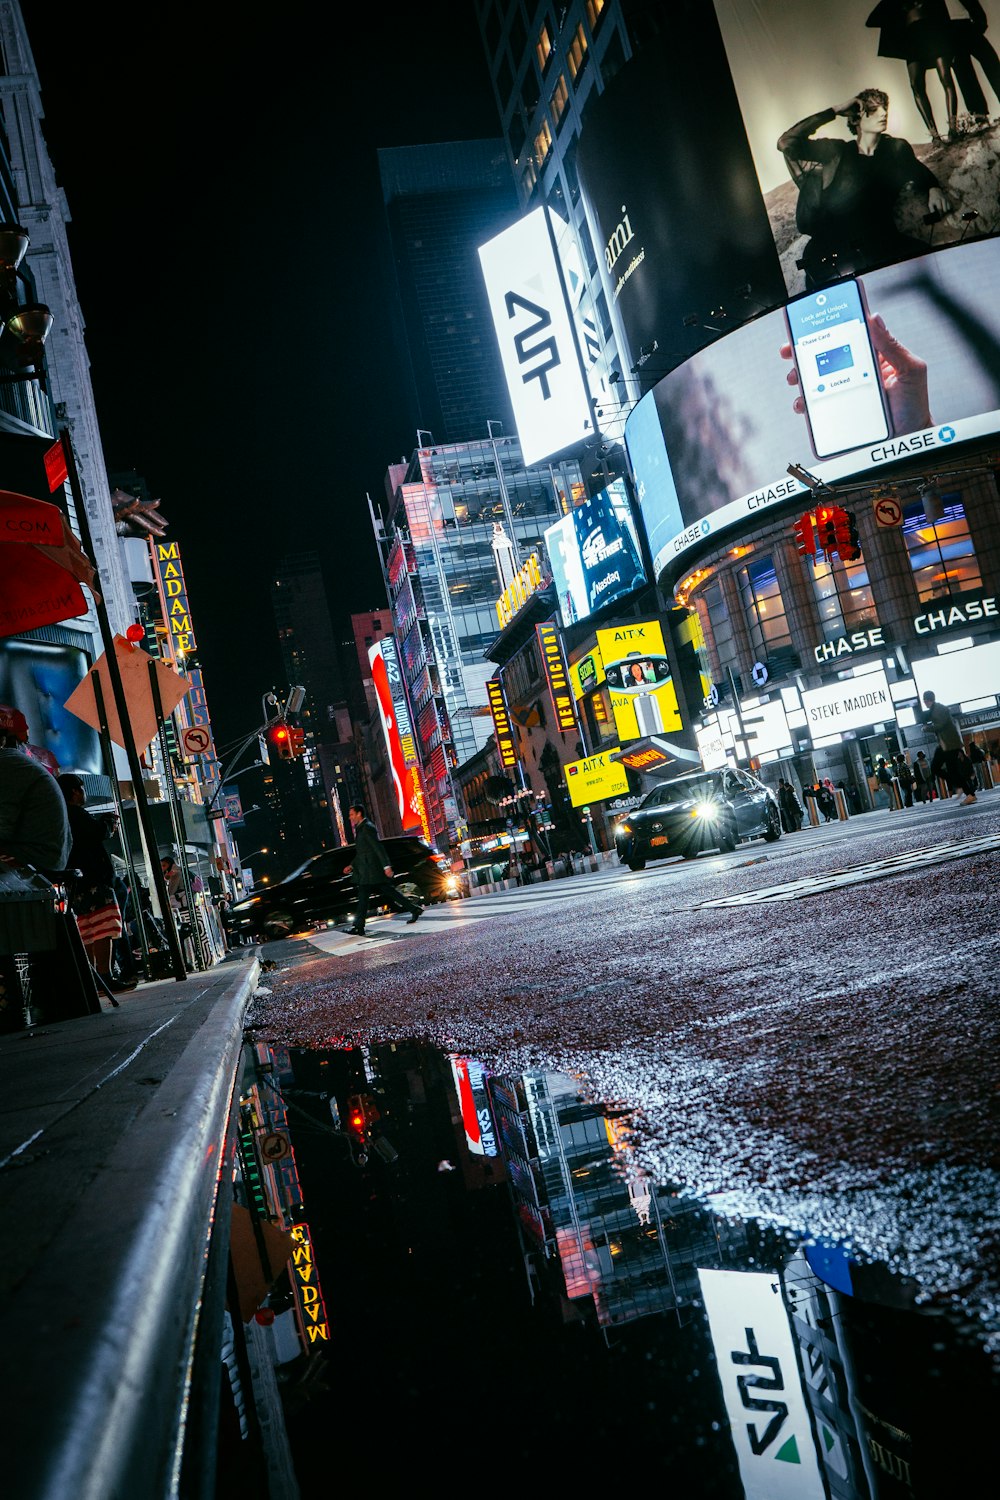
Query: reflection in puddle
[{"left": 240, "top": 1038, "right": 997, "bottom": 1495}]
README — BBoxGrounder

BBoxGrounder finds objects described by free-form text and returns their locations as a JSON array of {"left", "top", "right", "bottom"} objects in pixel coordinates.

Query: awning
[
  {"left": 0, "top": 489, "right": 99, "bottom": 637},
  {"left": 608, "top": 736, "right": 702, "bottom": 778}
]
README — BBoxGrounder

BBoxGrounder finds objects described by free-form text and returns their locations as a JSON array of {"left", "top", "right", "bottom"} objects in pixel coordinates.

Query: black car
[
  {"left": 613, "top": 768, "right": 782, "bottom": 869},
  {"left": 229, "top": 836, "right": 459, "bottom": 941}
]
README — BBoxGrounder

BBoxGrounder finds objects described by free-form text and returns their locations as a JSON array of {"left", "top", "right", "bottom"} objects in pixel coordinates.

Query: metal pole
[
  {"left": 487, "top": 422, "right": 522, "bottom": 566},
  {"left": 59, "top": 429, "right": 187, "bottom": 982},
  {"left": 147, "top": 659, "right": 205, "bottom": 971}
]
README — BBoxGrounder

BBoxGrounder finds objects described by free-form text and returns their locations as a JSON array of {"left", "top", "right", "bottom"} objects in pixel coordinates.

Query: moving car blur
[{"left": 229, "top": 837, "right": 460, "bottom": 940}]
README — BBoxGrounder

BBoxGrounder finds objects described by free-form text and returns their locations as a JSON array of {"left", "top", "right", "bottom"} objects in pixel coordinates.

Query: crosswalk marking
[{"left": 692, "top": 835, "right": 1000, "bottom": 906}]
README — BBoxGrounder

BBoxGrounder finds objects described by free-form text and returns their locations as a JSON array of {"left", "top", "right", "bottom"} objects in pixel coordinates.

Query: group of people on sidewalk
[{"left": 0, "top": 703, "right": 229, "bottom": 1016}]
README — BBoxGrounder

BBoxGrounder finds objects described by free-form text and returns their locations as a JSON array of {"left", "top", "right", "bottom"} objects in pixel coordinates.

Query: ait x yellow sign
[
  {"left": 596, "top": 619, "right": 681, "bottom": 743},
  {"left": 563, "top": 748, "right": 629, "bottom": 808}
]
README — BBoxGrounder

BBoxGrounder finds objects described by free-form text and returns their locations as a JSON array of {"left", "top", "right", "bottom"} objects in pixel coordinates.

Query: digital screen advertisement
[
  {"left": 544, "top": 479, "right": 647, "bottom": 628},
  {"left": 625, "top": 238, "right": 1000, "bottom": 579},
  {"left": 368, "top": 638, "right": 429, "bottom": 839},
  {"left": 595, "top": 619, "right": 681, "bottom": 744},
  {"left": 563, "top": 747, "right": 629, "bottom": 808},
  {"left": 478, "top": 206, "right": 594, "bottom": 468},
  {"left": 714, "top": 0, "right": 1000, "bottom": 298}
]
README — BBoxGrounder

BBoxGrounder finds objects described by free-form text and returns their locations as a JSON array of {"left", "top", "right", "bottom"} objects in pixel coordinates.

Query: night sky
[{"left": 18, "top": 2, "right": 502, "bottom": 744}]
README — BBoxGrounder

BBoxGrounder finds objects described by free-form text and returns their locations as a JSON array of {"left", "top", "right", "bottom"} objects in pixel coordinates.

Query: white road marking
[{"left": 692, "top": 835, "right": 1000, "bottom": 906}]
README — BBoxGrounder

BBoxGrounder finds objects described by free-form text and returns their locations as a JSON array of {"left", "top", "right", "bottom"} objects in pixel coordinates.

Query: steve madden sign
[
  {"left": 814, "top": 626, "right": 885, "bottom": 663},
  {"left": 913, "top": 595, "right": 997, "bottom": 635},
  {"left": 802, "top": 669, "right": 893, "bottom": 739}
]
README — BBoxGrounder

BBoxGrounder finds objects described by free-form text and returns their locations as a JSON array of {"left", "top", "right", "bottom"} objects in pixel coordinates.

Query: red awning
[{"left": 0, "top": 489, "right": 99, "bottom": 638}]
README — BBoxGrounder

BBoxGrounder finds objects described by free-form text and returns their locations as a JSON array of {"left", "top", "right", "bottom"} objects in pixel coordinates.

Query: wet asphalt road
[{"left": 249, "top": 794, "right": 1000, "bottom": 1351}]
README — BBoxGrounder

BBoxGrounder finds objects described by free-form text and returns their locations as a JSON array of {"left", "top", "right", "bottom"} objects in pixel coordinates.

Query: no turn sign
[
  {"left": 873, "top": 494, "right": 903, "bottom": 528},
  {"left": 181, "top": 725, "right": 212, "bottom": 756}
]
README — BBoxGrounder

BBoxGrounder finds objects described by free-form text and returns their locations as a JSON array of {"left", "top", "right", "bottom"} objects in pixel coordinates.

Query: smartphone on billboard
[{"left": 784, "top": 279, "right": 890, "bottom": 460}]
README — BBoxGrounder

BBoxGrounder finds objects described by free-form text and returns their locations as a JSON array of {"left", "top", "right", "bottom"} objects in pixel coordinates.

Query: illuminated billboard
[
  {"left": 486, "top": 676, "right": 518, "bottom": 768},
  {"left": 368, "top": 638, "right": 429, "bottom": 839},
  {"left": 535, "top": 620, "right": 578, "bottom": 734},
  {"left": 626, "top": 239, "right": 1000, "bottom": 579},
  {"left": 563, "top": 747, "right": 629, "bottom": 808},
  {"left": 544, "top": 479, "right": 647, "bottom": 628},
  {"left": 478, "top": 207, "right": 594, "bottom": 466},
  {"left": 714, "top": 0, "right": 1000, "bottom": 298},
  {"left": 595, "top": 619, "right": 682, "bottom": 743}
]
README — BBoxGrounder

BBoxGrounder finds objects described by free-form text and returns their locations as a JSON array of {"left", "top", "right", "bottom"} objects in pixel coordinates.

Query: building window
[
  {"left": 536, "top": 19, "right": 553, "bottom": 73},
  {"left": 521, "top": 66, "right": 541, "bottom": 116},
  {"left": 550, "top": 74, "right": 569, "bottom": 130},
  {"left": 694, "top": 578, "right": 738, "bottom": 683},
  {"left": 902, "top": 495, "right": 982, "bottom": 601},
  {"left": 811, "top": 553, "right": 877, "bottom": 635},
  {"left": 738, "top": 556, "right": 798, "bottom": 671},
  {"left": 533, "top": 117, "right": 553, "bottom": 169},
  {"left": 586, "top": 0, "right": 607, "bottom": 29},
  {"left": 522, "top": 157, "right": 538, "bottom": 198},
  {"left": 567, "top": 23, "right": 589, "bottom": 80}
]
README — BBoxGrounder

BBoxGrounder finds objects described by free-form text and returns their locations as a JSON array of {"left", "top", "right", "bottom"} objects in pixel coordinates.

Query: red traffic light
[
  {"left": 835, "top": 507, "right": 862, "bottom": 561},
  {"left": 288, "top": 726, "right": 306, "bottom": 758},
  {"left": 268, "top": 721, "right": 294, "bottom": 760},
  {"left": 125, "top": 623, "right": 145, "bottom": 643},
  {"left": 793, "top": 513, "right": 816, "bottom": 557},
  {"left": 815, "top": 504, "right": 838, "bottom": 555}
]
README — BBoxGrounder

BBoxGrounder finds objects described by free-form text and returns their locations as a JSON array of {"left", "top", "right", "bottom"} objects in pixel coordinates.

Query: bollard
[
  {"left": 806, "top": 796, "right": 820, "bottom": 828},
  {"left": 834, "top": 787, "right": 850, "bottom": 820},
  {"left": 889, "top": 776, "right": 903, "bottom": 810}
]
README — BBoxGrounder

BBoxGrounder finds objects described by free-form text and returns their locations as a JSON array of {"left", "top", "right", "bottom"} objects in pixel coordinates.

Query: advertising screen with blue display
[{"left": 625, "top": 238, "right": 1000, "bottom": 581}]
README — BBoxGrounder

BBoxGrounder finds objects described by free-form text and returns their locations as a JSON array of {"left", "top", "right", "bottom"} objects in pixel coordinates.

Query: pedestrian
[
  {"left": 966, "top": 738, "right": 986, "bottom": 789},
  {"left": 160, "top": 855, "right": 184, "bottom": 910},
  {"left": 777, "top": 778, "right": 804, "bottom": 832},
  {"left": 921, "top": 691, "right": 977, "bottom": 803},
  {"left": 0, "top": 704, "right": 71, "bottom": 874},
  {"left": 894, "top": 754, "right": 914, "bottom": 807},
  {"left": 57, "top": 773, "right": 137, "bottom": 993},
  {"left": 344, "top": 802, "right": 423, "bottom": 936},
  {"left": 912, "top": 750, "right": 930, "bottom": 803},
  {"left": 816, "top": 779, "right": 837, "bottom": 821},
  {"left": 873, "top": 756, "right": 894, "bottom": 808},
  {"left": 1, "top": 705, "right": 74, "bottom": 1032}
]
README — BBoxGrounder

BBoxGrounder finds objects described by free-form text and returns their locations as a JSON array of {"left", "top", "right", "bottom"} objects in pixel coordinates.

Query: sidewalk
[{"left": 0, "top": 949, "right": 259, "bottom": 1499}]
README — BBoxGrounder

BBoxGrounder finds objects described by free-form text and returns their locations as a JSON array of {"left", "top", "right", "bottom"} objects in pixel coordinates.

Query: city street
[{"left": 250, "top": 795, "right": 1000, "bottom": 1352}]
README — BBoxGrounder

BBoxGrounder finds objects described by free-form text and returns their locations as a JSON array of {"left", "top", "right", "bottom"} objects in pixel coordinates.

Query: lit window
[
  {"left": 550, "top": 74, "right": 569, "bottom": 129},
  {"left": 810, "top": 553, "right": 877, "bottom": 634},
  {"left": 567, "top": 23, "right": 588, "bottom": 79},
  {"left": 536, "top": 21, "right": 552, "bottom": 73},
  {"left": 586, "top": 0, "right": 607, "bottom": 26},
  {"left": 533, "top": 118, "right": 552, "bottom": 168},
  {"left": 738, "top": 556, "right": 798, "bottom": 672},
  {"left": 902, "top": 496, "right": 982, "bottom": 602}
]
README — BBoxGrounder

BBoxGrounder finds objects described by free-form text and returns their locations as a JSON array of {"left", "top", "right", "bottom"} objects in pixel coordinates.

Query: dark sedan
[
  {"left": 613, "top": 768, "right": 781, "bottom": 869},
  {"left": 229, "top": 837, "right": 459, "bottom": 940}
]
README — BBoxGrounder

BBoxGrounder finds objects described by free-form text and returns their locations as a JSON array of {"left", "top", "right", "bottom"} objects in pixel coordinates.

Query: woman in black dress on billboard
[{"left": 867, "top": 0, "right": 960, "bottom": 140}]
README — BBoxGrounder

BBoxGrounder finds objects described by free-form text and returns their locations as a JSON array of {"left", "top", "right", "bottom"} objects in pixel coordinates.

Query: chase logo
[
  {"left": 700, "top": 518, "right": 712, "bottom": 536},
  {"left": 938, "top": 425, "right": 956, "bottom": 443}
]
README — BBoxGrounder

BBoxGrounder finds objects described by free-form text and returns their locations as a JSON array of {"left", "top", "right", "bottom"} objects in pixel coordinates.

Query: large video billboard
[
  {"left": 478, "top": 207, "right": 594, "bottom": 467},
  {"left": 626, "top": 238, "right": 1000, "bottom": 579},
  {"left": 575, "top": 22, "right": 785, "bottom": 376},
  {"left": 715, "top": 0, "right": 1000, "bottom": 297},
  {"left": 544, "top": 479, "right": 647, "bottom": 628},
  {"left": 368, "top": 638, "right": 429, "bottom": 839}
]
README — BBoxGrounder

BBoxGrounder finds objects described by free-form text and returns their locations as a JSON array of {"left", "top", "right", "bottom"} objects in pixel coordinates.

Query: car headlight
[
  {"left": 691, "top": 801, "right": 720, "bottom": 821},
  {"left": 617, "top": 821, "right": 633, "bottom": 835}
]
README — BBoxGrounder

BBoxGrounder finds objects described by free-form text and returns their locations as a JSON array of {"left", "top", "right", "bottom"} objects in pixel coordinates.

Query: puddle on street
[{"left": 241, "top": 1039, "right": 998, "bottom": 1496}]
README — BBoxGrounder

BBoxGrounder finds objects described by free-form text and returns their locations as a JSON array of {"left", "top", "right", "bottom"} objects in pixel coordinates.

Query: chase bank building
[{"left": 553, "top": 8, "right": 1000, "bottom": 809}]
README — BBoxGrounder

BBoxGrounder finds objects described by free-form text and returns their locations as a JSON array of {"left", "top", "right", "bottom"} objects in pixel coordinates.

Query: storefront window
[
  {"left": 902, "top": 497, "right": 982, "bottom": 601},
  {"left": 738, "top": 556, "right": 798, "bottom": 671}
]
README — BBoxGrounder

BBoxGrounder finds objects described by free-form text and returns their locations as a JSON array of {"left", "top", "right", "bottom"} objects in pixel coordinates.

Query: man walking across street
[
  {"left": 921, "top": 691, "right": 977, "bottom": 803},
  {"left": 344, "top": 803, "right": 423, "bottom": 936}
]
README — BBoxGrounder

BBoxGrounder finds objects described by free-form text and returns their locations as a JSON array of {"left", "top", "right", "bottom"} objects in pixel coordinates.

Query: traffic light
[
  {"left": 815, "top": 504, "right": 838, "bottom": 555},
  {"left": 793, "top": 512, "right": 816, "bottom": 557},
  {"left": 288, "top": 725, "right": 306, "bottom": 758},
  {"left": 835, "top": 507, "right": 862, "bottom": 561},
  {"left": 269, "top": 721, "right": 293, "bottom": 761}
]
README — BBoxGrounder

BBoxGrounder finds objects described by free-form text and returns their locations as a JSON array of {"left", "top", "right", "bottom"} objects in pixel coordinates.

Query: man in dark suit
[{"left": 344, "top": 803, "right": 423, "bottom": 936}]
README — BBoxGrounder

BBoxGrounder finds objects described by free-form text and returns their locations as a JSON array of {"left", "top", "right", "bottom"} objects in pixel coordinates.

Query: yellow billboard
[
  {"left": 569, "top": 642, "right": 605, "bottom": 701},
  {"left": 596, "top": 620, "right": 681, "bottom": 743},
  {"left": 563, "top": 747, "right": 629, "bottom": 808}
]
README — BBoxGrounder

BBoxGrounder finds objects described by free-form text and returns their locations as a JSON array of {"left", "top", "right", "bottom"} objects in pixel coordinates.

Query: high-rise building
[
  {"left": 475, "top": 1, "right": 637, "bottom": 428},
  {"left": 378, "top": 140, "right": 519, "bottom": 445},
  {"left": 375, "top": 433, "right": 582, "bottom": 846}
]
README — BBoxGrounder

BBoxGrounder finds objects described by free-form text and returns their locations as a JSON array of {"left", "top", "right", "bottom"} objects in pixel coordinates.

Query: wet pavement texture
[{"left": 247, "top": 801, "right": 1000, "bottom": 1492}]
